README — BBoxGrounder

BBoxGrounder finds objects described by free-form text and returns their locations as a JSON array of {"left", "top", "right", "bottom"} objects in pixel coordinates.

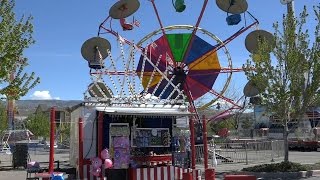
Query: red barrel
[
  {"left": 182, "top": 172, "right": 193, "bottom": 180},
  {"left": 224, "top": 174, "right": 256, "bottom": 180},
  {"left": 205, "top": 168, "right": 215, "bottom": 180}
]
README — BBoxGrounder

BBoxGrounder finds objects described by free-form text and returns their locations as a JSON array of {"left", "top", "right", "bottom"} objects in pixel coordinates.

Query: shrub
[{"left": 242, "top": 161, "right": 309, "bottom": 172}]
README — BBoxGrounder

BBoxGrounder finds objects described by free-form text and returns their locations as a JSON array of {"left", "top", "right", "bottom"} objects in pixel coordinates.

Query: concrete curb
[{"left": 225, "top": 170, "right": 320, "bottom": 179}]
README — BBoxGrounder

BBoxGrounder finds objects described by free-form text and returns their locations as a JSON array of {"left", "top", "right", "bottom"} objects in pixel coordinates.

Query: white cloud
[{"left": 30, "top": 91, "right": 60, "bottom": 100}]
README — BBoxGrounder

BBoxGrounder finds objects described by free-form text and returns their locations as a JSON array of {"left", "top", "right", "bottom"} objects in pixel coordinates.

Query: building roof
[{"left": 95, "top": 104, "right": 192, "bottom": 116}]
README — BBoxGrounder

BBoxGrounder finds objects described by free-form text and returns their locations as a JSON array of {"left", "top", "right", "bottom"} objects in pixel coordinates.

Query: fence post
[
  {"left": 245, "top": 142, "right": 248, "bottom": 165},
  {"left": 271, "top": 140, "right": 274, "bottom": 162},
  {"left": 278, "top": 140, "right": 282, "bottom": 157},
  {"left": 78, "top": 117, "right": 84, "bottom": 180},
  {"left": 49, "top": 107, "right": 56, "bottom": 173}
]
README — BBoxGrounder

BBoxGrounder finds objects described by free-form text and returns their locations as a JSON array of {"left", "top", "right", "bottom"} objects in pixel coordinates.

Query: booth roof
[{"left": 95, "top": 104, "right": 192, "bottom": 116}]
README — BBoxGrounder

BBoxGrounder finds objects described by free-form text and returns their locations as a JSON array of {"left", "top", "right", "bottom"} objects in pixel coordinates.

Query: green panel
[{"left": 166, "top": 33, "right": 192, "bottom": 62}]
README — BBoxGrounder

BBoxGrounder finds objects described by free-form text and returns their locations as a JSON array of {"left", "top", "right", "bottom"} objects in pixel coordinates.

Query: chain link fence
[{"left": 195, "top": 140, "right": 284, "bottom": 166}]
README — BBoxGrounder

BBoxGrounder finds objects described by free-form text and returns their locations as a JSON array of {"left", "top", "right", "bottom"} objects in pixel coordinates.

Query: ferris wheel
[{"left": 80, "top": 0, "right": 275, "bottom": 121}]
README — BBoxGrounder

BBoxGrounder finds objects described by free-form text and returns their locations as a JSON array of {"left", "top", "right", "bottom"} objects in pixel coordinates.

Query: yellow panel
[
  {"left": 138, "top": 72, "right": 163, "bottom": 88},
  {"left": 189, "top": 51, "right": 221, "bottom": 70}
]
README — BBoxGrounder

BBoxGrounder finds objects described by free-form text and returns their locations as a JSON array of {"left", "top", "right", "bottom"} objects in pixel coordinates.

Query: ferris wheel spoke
[
  {"left": 123, "top": 44, "right": 136, "bottom": 96},
  {"left": 167, "top": 83, "right": 182, "bottom": 100},
  {"left": 138, "top": 45, "right": 149, "bottom": 93},
  {"left": 181, "top": 0, "right": 209, "bottom": 65},
  {"left": 149, "top": 0, "right": 176, "bottom": 67},
  {"left": 158, "top": 75, "right": 176, "bottom": 100},
  {"left": 145, "top": 54, "right": 162, "bottom": 93},
  {"left": 151, "top": 71, "right": 166, "bottom": 97},
  {"left": 130, "top": 44, "right": 137, "bottom": 95},
  {"left": 107, "top": 50, "right": 123, "bottom": 97},
  {"left": 207, "top": 106, "right": 240, "bottom": 123}
]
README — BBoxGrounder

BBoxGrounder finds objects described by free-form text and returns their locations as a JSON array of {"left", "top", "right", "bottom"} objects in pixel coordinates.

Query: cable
[{"left": 84, "top": 115, "right": 97, "bottom": 159}]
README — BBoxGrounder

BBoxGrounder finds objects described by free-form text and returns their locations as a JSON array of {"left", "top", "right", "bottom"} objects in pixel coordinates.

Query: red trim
[
  {"left": 167, "top": 166, "right": 171, "bottom": 180},
  {"left": 49, "top": 107, "right": 56, "bottom": 173},
  {"left": 161, "top": 167, "right": 164, "bottom": 180},
  {"left": 78, "top": 118, "right": 84, "bottom": 179},
  {"left": 131, "top": 168, "right": 137, "bottom": 180},
  {"left": 147, "top": 167, "right": 151, "bottom": 180},
  {"left": 132, "top": 155, "right": 172, "bottom": 163},
  {"left": 154, "top": 166, "right": 157, "bottom": 180},
  {"left": 140, "top": 168, "right": 144, "bottom": 180}
]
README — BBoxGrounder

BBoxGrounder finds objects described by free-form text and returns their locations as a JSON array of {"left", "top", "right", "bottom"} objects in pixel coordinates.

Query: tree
[
  {"left": 0, "top": 0, "right": 40, "bottom": 100},
  {"left": 208, "top": 118, "right": 236, "bottom": 135},
  {"left": 241, "top": 117, "right": 253, "bottom": 129},
  {"left": 59, "top": 122, "right": 70, "bottom": 143},
  {"left": 26, "top": 110, "right": 50, "bottom": 138},
  {"left": 243, "top": 4, "right": 320, "bottom": 162}
]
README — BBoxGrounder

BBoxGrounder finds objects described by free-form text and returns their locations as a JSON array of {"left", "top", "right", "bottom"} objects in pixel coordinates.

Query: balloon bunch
[
  {"left": 90, "top": 148, "right": 113, "bottom": 177},
  {"left": 101, "top": 148, "right": 113, "bottom": 169}
]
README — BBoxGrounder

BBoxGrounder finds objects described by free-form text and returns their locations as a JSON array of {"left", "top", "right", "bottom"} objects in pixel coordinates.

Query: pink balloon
[
  {"left": 104, "top": 159, "right": 113, "bottom": 169},
  {"left": 100, "top": 149, "right": 110, "bottom": 160},
  {"left": 91, "top": 168, "right": 101, "bottom": 177},
  {"left": 91, "top": 157, "right": 102, "bottom": 169}
]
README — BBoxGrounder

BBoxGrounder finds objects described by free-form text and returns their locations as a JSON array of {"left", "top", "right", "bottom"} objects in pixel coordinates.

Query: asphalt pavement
[{"left": 0, "top": 149, "right": 319, "bottom": 180}]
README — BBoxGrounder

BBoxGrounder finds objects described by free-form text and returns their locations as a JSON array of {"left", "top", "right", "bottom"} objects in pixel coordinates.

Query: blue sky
[{"left": 13, "top": 0, "right": 318, "bottom": 101}]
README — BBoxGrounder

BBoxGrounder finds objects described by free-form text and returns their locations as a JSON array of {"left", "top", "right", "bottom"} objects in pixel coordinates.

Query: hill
[{"left": 1, "top": 100, "right": 82, "bottom": 116}]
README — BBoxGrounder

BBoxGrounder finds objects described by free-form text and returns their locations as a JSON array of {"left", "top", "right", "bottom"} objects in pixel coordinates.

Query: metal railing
[
  {"left": 195, "top": 140, "right": 284, "bottom": 166},
  {"left": 229, "top": 129, "right": 314, "bottom": 140}
]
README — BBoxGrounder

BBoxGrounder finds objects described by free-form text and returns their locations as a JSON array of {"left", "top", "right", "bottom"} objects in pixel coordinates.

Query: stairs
[{"left": 1, "top": 131, "right": 11, "bottom": 152}]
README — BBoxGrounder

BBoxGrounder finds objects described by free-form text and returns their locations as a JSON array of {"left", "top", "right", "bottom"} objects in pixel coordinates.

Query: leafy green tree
[
  {"left": 26, "top": 109, "right": 50, "bottom": 138},
  {"left": 243, "top": 4, "right": 320, "bottom": 162},
  {"left": 0, "top": 0, "right": 40, "bottom": 100},
  {"left": 58, "top": 122, "right": 70, "bottom": 143},
  {"left": 209, "top": 118, "right": 236, "bottom": 135},
  {"left": 241, "top": 117, "right": 253, "bottom": 130}
]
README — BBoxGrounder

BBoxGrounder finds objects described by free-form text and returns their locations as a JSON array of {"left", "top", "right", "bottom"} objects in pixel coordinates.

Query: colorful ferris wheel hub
[{"left": 137, "top": 33, "right": 221, "bottom": 100}]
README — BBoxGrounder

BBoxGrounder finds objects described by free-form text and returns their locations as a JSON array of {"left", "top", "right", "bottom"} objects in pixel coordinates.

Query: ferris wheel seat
[
  {"left": 121, "top": 23, "right": 133, "bottom": 31},
  {"left": 88, "top": 62, "right": 104, "bottom": 69},
  {"left": 226, "top": 14, "right": 241, "bottom": 25}
]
